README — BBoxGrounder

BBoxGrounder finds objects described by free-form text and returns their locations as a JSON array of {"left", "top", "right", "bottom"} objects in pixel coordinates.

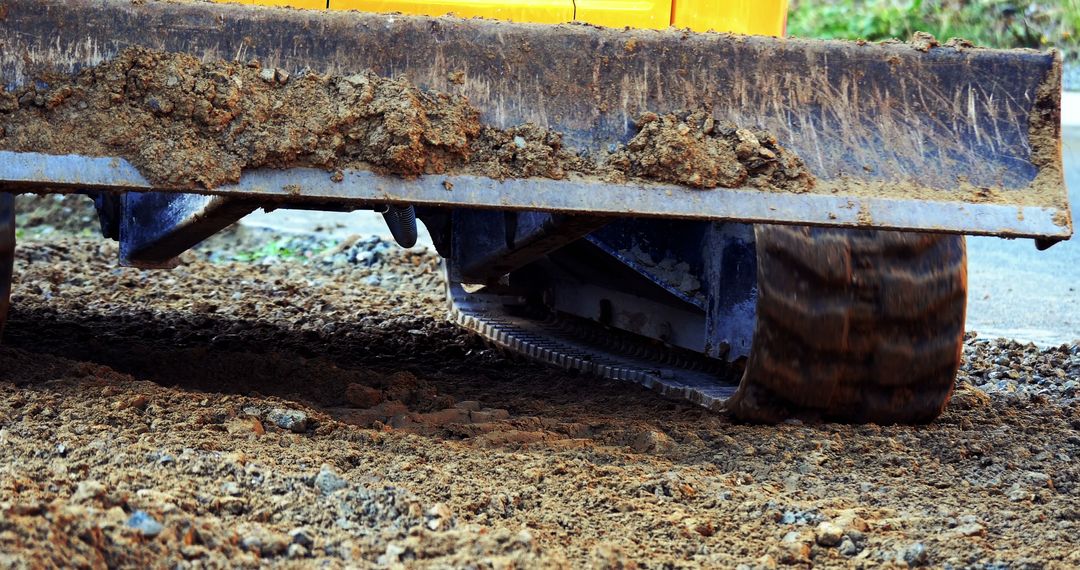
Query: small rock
[
  {"left": 72, "top": 480, "right": 107, "bottom": 504},
  {"left": 947, "top": 522, "right": 986, "bottom": 538},
  {"left": 775, "top": 531, "right": 812, "bottom": 564},
  {"left": 266, "top": 408, "right": 309, "bottom": 433},
  {"left": 425, "top": 503, "right": 452, "bottom": 531},
  {"left": 221, "top": 482, "right": 242, "bottom": 496},
  {"left": 1007, "top": 483, "right": 1031, "bottom": 502},
  {"left": 632, "top": 430, "right": 675, "bottom": 454},
  {"left": 815, "top": 521, "right": 844, "bottom": 546},
  {"left": 839, "top": 537, "right": 859, "bottom": 556},
  {"left": 274, "top": 68, "right": 290, "bottom": 84},
  {"left": 241, "top": 528, "right": 289, "bottom": 557},
  {"left": 910, "top": 31, "right": 940, "bottom": 52},
  {"left": 379, "top": 543, "right": 408, "bottom": 565},
  {"left": 314, "top": 465, "right": 348, "bottom": 495},
  {"left": 750, "top": 554, "right": 778, "bottom": 570},
  {"left": 899, "top": 542, "right": 928, "bottom": 566},
  {"left": 119, "top": 394, "right": 150, "bottom": 411},
  {"left": 289, "top": 527, "right": 315, "bottom": 548},
  {"left": 259, "top": 68, "right": 276, "bottom": 82},
  {"left": 950, "top": 384, "right": 991, "bottom": 410},
  {"left": 126, "top": 510, "right": 164, "bottom": 537},
  {"left": 287, "top": 543, "right": 309, "bottom": 559}
]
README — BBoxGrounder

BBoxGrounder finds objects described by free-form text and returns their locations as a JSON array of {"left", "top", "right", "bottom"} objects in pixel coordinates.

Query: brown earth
[
  {"left": 0, "top": 47, "right": 812, "bottom": 193},
  {"left": 607, "top": 111, "right": 814, "bottom": 191},
  {"left": 1, "top": 218, "right": 1079, "bottom": 567}
]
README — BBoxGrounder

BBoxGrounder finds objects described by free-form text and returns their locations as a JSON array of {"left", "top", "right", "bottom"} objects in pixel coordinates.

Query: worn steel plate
[
  {"left": 0, "top": 151, "right": 1068, "bottom": 238},
  {"left": 0, "top": 0, "right": 1071, "bottom": 237}
]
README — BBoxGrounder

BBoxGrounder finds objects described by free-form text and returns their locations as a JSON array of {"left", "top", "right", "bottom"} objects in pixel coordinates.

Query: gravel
[{"left": 0, "top": 200, "right": 1078, "bottom": 567}]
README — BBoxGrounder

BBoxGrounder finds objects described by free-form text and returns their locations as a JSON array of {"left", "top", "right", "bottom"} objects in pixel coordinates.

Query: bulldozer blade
[{"left": 0, "top": 0, "right": 1070, "bottom": 238}]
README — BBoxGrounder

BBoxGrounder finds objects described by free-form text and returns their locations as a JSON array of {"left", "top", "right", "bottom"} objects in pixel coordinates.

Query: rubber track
[
  {"left": 0, "top": 193, "right": 13, "bottom": 339},
  {"left": 728, "top": 226, "right": 967, "bottom": 424}
]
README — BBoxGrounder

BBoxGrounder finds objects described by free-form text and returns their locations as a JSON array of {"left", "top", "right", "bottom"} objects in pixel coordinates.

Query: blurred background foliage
[
  {"left": 788, "top": 0, "right": 1078, "bottom": 55},
  {"left": 788, "top": 0, "right": 1079, "bottom": 87}
]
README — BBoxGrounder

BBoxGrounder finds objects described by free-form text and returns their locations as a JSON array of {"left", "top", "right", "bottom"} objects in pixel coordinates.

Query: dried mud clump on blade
[
  {"left": 1, "top": 48, "right": 815, "bottom": 195},
  {"left": 607, "top": 111, "right": 814, "bottom": 192},
  {"left": 470, "top": 123, "right": 590, "bottom": 180},
  {"left": 0, "top": 48, "right": 482, "bottom": 187}
]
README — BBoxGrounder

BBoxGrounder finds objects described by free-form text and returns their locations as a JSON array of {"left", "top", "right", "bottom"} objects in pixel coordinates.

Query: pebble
[
  {"left": 126, "top": 510, "right": 164, "bottom": 537},
  {"left": 1007, "top": 483, "right": 1031, "bottom": 502},
  {"left": 266, "top": 408, "right": 309, "bottom": 433},
  {"left": 289, "top": 527, "right": 315, "bottom": 548},
  {"left": 899, "top": 542, "right": 928, "bottom": 566},
  {"left": 631, "top": 430, "right": 675, "bottom": 454},
  {"left": 947, "top": 522, "right": 986, "bottom": 538},
  {"left": 72, "top": 480, "right": 107, "bottom": 504},
  {"left": 314, "top": 465, "right": 348, "bottom": 495},
  {"left": 287, "top": 544, "right": 309, "bottom": 559},
  {"left": 241, "top": 527, "right": 289, "bottom": 557},
  {"left": 815, "top": 521, "right": 844, "bottom": 546},
  {"left": 776, "top": 531, "right": 812, "bottom": 564},
  {"left": 424, "top": 503, "right": 452, "bottom": 531}
]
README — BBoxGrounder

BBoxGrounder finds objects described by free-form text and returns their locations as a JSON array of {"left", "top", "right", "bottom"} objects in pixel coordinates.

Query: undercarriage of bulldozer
[{"left": 0, "top": 0, "right": 1071, "bottom": 423}]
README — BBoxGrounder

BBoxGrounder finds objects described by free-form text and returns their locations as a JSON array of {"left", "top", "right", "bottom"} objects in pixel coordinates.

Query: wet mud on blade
[{"left": 0, "top": 0, "right": 1071, "bottom": 238}]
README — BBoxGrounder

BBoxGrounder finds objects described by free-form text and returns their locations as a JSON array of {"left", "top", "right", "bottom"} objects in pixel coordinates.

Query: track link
[{"left": 448, "top": 283, "right": 738, "bottom": 410}]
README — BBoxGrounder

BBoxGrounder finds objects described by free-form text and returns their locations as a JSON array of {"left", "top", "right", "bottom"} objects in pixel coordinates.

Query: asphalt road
[{"left": 965, "top": 129, "right": 1080, "bottom": 345}]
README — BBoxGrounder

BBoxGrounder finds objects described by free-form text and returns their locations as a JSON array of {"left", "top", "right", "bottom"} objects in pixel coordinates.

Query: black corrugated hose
[{"left": 381, "top": 204, "right": 418, "bottom": 248}]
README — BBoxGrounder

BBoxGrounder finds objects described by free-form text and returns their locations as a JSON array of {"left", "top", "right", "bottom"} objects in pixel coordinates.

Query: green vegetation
[
  {"left": 221, "top": 235, "right": 342, "bottom": 264},
  {"left": 789, "top": 0, "right": 1078, "bottom": 60},
  {"left": 229, "top": 237, "right": 313, "bottom": 262}
]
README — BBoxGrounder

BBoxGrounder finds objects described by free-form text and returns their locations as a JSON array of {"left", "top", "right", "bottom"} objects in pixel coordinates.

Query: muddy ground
[{"left": 1, "top": 197, "right": 1080, "bottom": 568}]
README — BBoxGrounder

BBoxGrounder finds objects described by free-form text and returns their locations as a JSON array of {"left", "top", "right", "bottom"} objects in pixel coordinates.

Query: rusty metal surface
[
  {"left": 0, "top": 0, "right": 1068, "bottom": 221},
  {"left": 0, "top": 151, "right": 1069, "bottom": 238}
]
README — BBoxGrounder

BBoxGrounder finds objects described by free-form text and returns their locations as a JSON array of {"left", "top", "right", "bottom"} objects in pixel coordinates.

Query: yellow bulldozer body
[{"left": 218, "top": 0, "right": 787, "bottom": 36}]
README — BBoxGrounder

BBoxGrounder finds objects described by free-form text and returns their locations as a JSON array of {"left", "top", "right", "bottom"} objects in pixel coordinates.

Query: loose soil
[
  {"left": 0, "top": 47, "right": 813, "bottom": 193},
  {"left": 1, "top": 209, "right": 1079, "bottom": 567}
]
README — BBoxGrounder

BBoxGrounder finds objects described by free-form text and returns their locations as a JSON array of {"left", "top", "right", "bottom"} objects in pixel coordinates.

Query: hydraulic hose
[{"left": 380, "top": 204, "right": 418, "bottom": 248}]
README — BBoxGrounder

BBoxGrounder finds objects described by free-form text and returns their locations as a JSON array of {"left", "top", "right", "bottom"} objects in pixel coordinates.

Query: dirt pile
[
  {"left": 0, "top": 47, "right": 812, "bottom": 192},
  {"left": 608, "top": 110, "right": 815, "bottom": 191}
]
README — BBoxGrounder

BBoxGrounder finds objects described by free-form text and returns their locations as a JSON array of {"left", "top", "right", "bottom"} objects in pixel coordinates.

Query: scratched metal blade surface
[{"left": 0, "top": 0, "right": 1070, "bottom": 237}]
